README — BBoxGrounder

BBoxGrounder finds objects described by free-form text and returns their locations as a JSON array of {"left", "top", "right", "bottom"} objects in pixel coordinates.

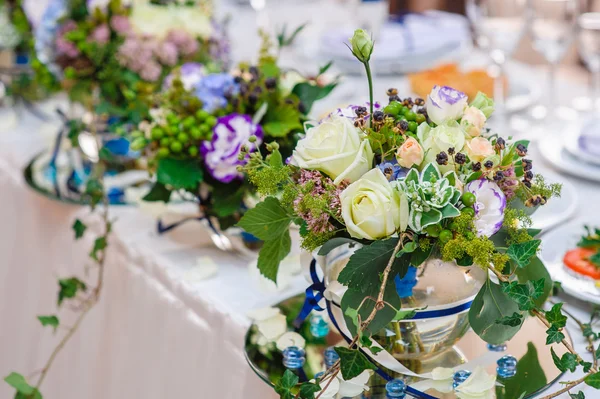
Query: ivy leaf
[
  {"left": 469, "top": 280, "right": 522, "bottom": 345},
  {"left": 495, "top": 312, "right": 523, "bottom": 327},
  {"left": 256, "top": 231, "right": 291, "bottom": 282},
  {"left": 141, "top": 182, "right": 172, "bottom": 203},
  {"left": 507, "top": 240, "right": 541, "bottom": 268},
  {"left": 89, "top": 237, "right": 107, "bottom": 261},
  {"left": 338, "top": 238, "right": 401, "bottom": 294},
  {"left": 501, "top": 279, "right": 545, "bottom": 311},
  {"left": 4, "top": 373, "right": 35, "bottom": 395},
  {"left": 156, "top": 158, "right": 203, "bottom": 191},
  {"left": 585, "top": 372, "right": 600, "bottom": 388},
  {"left": 72, "top": 219, "right": 86, "bottom": 239},
  {"left": 292, "top": 82, "right": 337, "bottom": 114},
  {"left": 569, "top": 392, "right": 585, "bottom": 399},
  {"left": 275, "top": 370, "right": 299, "bottom": 399},
  {"left": 57, "top": 277, "right": 87, "bottom": 306},
  {"left": 334, "top": 347, "right": 376, "bottom": 380},
  {"left": 299, "top": 382, "right": 321, "bottom": 399},
  {"left": 514, "top": 256, "right": 552, "bottom": 308},
  {"left": 546, "top": 303, "right": 567, "bottom": 329},
  {"left": 37, "top": 315, "right": 59, "bottom": 332},
  {"left": 317, "top": 238, "right": 360, "bottom": 256},
  {"left": 546, "top": 325, "right": 566, "bottom": 345},
  {"left": 236, "top": 197, "right": 291, "bottom": 241},
  {"left": 394, "top": 309, "right": 417, "bottom": 321},
  {"left": 550, "top": 348, "right": 578, "bottom": 372},
  {"left": 581, "top": 361, "right": 593, "bottom": 373}
]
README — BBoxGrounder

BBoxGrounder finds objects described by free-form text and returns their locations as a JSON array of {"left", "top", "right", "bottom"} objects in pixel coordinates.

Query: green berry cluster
[{"left": 382, "top": 100, "right": 427, "bottom": 133}]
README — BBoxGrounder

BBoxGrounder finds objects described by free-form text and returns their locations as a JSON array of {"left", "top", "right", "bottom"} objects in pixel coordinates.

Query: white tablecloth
[{"left": 0, "top": 3, "right": 599, "bottom": 398}]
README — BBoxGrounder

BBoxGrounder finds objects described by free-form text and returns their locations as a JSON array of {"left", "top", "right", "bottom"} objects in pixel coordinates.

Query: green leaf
[
  {"left": 440, "top": 203, "right": 461, "bottom": 219},
  {"left": 334, "top": 347, "right": 376, "bottom": 380},
  {"left": 569, "top": 392, "right": 585, "bottom": 399},
  {"left": 420, "top": 208, "right": 442, "bottom": 229},
  {"left": 275, "top": 369, "right": 299, "bottom": 399},
  {"left": 236, "top": 197, "right": 292, "bottom": 241},
  {"left": 585, "top": 372, "right": 600, "bottom": 388},
  {"left": 37, "top": 315, "right": 59, "bottom": 332},
  {"left": 345, "top": 307, "right": 359, "bottom": 330},
  {"left": 507, "top": 240, "right": 541, "bottom": 268},
  {"left": 89, "top": 236, "right": 107, "bottom": 261},
  {"left": 546, "top": 325, "right": 565, "bottom": 345},
  {"left": 341, "top": 281, "right": 399, "bottom": 336},
  {"left": 98, "top": 147, "right": 116, "bottom": 162},
  {"left": 581, "top": 361, "right": 593, "bottom": 373},
  {"left": 72, "top": 219, "right": 86, "bottom": 240},
  {"left": 498, "top": 342, "right": 547, "bottom": 398},
  {"left": 495, "top": 312, "right": 523, "bottom": 327},
  {"left": 405, "top": 168, "right": 419, "bottom": 185},
  {"left": 156, "top": 158, "right": 203, "bottom": 191},
  {"left": 317, "top": 238, "right": 360, "bottom": 256},
  {"left": 269, "top": 149, "right": 284, "bottom": 169},
  {"left": 263, "top": 104, "right": 303, "bottom": 137},
  {"left": 338, "top": 238, "right": 400, "bottom": 294},
  {"left": 393, "top": 309, "right": 417, "bottom": 321},
  {"left": 466, "top": 171, "right": 483, "bottom": 183},
  {"left": 550, "top": 348, "right": 578, "bottom": 372},
  {"left": 546, "top": 303, "right": 567, "bottom": 328},
  {"left": 291, "top": 82, "right": 337, "bottom": 114},
  {"left": 4, "top": 373, "right": 34, "bottom": 395},
  {"left": 57, "top": 277, "right": 86, "bottom": 306},
  {"left": 469, "top": 280, "right": 522, "bottom": 345},
  {"left": 299, "top": 382, "right": 321, "bottom": 399},
  {"left": 264, "top": 120, "right": 303, "bottom": 138},
  {"left": 256, "top": 231, "right": 291, "bottom": 282},
  {"left": 141, "top": 182, "right": 172, "bottom": 203},
  {"left": 515, "top": 256, "right": 552, "bottom": 308},
  {"left": 421, "top": 163, "right": 441, "bottom": 182},
  {"left": 501, "top": 279, "right": 545, "bottom": 311},
  {"left": 318, "top": 61, "right": 333, "bottom": 76},
  {"left": 211, "top": 188, "right": 244, "bottom": 218},
  {"left": 410, "top": 243, "right": 433, "bottom": 267}
]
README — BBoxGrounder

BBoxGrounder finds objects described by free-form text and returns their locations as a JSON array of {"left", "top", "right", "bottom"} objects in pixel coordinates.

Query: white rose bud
[
  {"left": 292, "top": 115, "right": 374, "bottom": 184},
  {"left": 461, "top": 106, "right": 487, "bottom": 137},
  {"left": 349, "top": 29, "right": 374, "bottom": 63},
  {"left": 340, "top": 168, "right": 409, "bottom": 240},
  {"left": 425, "top": 85, "right": 468, "bottom": 126}
]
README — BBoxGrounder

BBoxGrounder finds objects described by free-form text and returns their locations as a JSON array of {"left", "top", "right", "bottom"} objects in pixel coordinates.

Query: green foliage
[
  {"left": 569, "top": 392, "right": 585, "bottom": 399},
  {"left": 89, "top": 237, "right": 107, "bottom": 261},
  {"left": 57, "top": 278, "right": 87, "bottom": 306},
  {"left": 495, "top": 312, "right": 523, "bottom": 327},
  {"left": 37, "top": 315, "right": 59, "bottom": 332},
  {"left": 298, "top": 382, "right": 321, "bottom": 399},
  {"left": 72, "top": 219, "right": 87, "bottom": 240},
  {"left": 507, "top": 240, "right": 541, "bottom": 268},
  {"left": 546, "top": 325, "right": 566, "bottom": 345},
  {"left": 263, "top": 104, "right": 303, "bottom": 137},
  {"left": 469, "top": 280, "right": 523, "bottom": 345},
  {"left": 292, "top": 82, "right": 338, "bottom": 114},
  {"left": 585, "top": 372, "right": 600, "bottom": 388},
  {"left": 334, "top": 347, "right": 376, "bottom": 380},
  {"left": 237, "top": 197, "right": 292, "bottom": 241},
  {"left": 4, "top": 373, "right": 41, "bottom": 398},
  {"left": 551, "top": 348, "right": 578, "bottom": 372},
  {"left": 277, "top": 23, "right": 308, "bottom": 48},
  {"left": 501, "top": 279, "right": 545, "bottom": 312},
  {"left": 142, "top": 183, "right": 172, "bottom": 203},
  {"left": 514, "top": 256, "right": 552, "bottom": 308},
  {"left": 317, "top": 238, "right": 360, "bottom": 256},
  {"left": 275, "top": 369, "right": 298, "bottom": 399},
  {"left": 497, "top": 342, "right": 547, "bottom": 398},
  {"left": 156, "top": 158, "right": 203, "bottom": 191},
  {"left": 546, "top": 303, "right": 568, "bottom": 329},
  {"left": 257, "top": 231, "right": 291, "bottom": 282}
]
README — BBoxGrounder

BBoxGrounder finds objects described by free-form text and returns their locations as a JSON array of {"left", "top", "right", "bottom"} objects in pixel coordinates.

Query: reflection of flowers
[
  {"left": 455, "top": 367, "right": 496, "bottom": 399},
  {"left": 200, "top": 114, "right": 263, "bottom": 183},
  {"left": 247, "top": 308, "right": 305, "bottom": 353},
  {"left": 314, "top": 370, "right": 372, "bottom": 399},
  {"left": 194, "top": 73, "right": 239, "bottom": 113}
]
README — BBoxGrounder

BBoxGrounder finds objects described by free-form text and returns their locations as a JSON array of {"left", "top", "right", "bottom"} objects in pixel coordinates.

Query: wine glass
[
  {"left": 466, "top": 0, "right": 529, "bottom": 125},
  {"left": 575, "top": 12, "right": 600, "bottom": 112},
  {"left": 528, "top": 0, "right": 579, "bottom": 121}
]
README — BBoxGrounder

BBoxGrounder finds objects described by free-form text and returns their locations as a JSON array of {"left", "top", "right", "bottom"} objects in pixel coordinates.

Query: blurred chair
[{"left": 389, "top": 0, "right": 465, "bottom": 14}]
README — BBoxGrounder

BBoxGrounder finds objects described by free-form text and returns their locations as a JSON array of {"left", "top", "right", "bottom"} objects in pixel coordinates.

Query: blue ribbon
[
  {"left": 292, "top": 259, "right": 325, "bottom": 329},
  {"left": 157, "top": 216, "right": 206, "bottom": 234}
]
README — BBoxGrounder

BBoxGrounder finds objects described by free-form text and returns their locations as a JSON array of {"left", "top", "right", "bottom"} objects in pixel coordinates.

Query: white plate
[
  {"left": 540, "top": 218, "right": 600, "bottom": 304},
  {"left": 538, "top": 136, "right": 600, "bottom": 183},
  {"left": 564, "top": 119, "right": 600, "bottom": 167},
  {"left": 529, "top": 169, "right": 579, "bottom": 232}
]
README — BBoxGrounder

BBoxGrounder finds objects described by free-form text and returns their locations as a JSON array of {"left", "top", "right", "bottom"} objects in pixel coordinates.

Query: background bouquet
[{"left": 235, "top": 30, "right": 578, "bottom": 398}]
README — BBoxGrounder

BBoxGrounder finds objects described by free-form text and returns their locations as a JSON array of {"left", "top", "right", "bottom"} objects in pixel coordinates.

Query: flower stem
[{"left": 364, "top": 62, "right": 374, "bottom": 128}]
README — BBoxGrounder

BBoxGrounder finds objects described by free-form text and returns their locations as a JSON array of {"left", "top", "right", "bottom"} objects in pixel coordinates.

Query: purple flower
[
  {"left": 330, "top": 102, "right": 382, "bottom": 122},
  {"left": 90, "top": 24, "right": 110, "bottom": 44},
  {"left": 139, "top": 61, "right": 162, "bottom": 82},
  {"left": 377, "top": 161, "right": 408, "bottom": 181},
  {"left": 194, "top": 73, "right": 239, "bottom": 113},
  {"left": 465, "top": 179, "right": 507, "bottom": 237},
  {"left": 425, "top": 85, "right": 468, "bottom": 125},
  {"left": 55, "top": 20, "right": 80, "bottom": 58},
  {"left": 200, "top": 114, "right": 264, "bottom": 183},
  {"left": 166, "top": 30, "right": 199, "bottom": 56},
  {"left": 164, "top": 62, "right": 206, "bottom": 90},
  {"left": 156, "top": 41, "right": 179, "bottom": 66},
  {"left": 110, "top": 15, "right": 131, "bottom": 35}
]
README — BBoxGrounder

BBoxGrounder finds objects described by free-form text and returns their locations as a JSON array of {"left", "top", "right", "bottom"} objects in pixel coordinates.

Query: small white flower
[
  {"left": 247, "top": 307, "right": 288, "bottom": 341},
  {"left": 276, "top": 332, "right": 306, "bottom": 351}
]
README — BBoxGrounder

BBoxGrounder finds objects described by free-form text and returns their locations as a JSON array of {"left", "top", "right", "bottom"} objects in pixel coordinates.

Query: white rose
[
  {"left": 418, "top": 121, "right": 466, "bottom": 172},
  {"left": 340, "top": 168, "right": 408, "bottom": 240},
  {"left": 292, "top": 115, "right": 374, "bottom": 185},
  {"left": 455, "top": 367, "right": 496, "bottom": 399},
  {"left": 425, "top": 85, "right": 468, "bottom": 126},
  {"left": 461, "top": 106, "right": 487, "bottom": 137}
]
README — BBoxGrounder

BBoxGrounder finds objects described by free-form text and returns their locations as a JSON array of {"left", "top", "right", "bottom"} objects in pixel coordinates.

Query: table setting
[{"left": 2, "top": 0, "right": 600, "bottom": 398}]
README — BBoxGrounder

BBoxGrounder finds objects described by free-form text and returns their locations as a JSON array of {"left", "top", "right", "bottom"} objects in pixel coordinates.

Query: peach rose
[
  {"left": 466, "top": 137, "right": 495, "bottom": 162},
  {"left": 396, "top": 137, "right": 424, "bottom": 168},
  {"left": 461, "top": 106, "right": 487, "bottom": 137}
]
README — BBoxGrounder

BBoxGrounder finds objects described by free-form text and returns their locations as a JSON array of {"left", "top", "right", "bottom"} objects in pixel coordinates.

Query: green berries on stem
[{"left": 461, "top": 192, "right": 476, "bottom": 207}]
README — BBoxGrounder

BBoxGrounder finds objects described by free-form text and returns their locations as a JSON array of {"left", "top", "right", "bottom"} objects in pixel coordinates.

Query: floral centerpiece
[
  {"left": 235, "top": 30, "right": 600, "bottom": 398},
  {"left": 127, "top": 30, "right": 338, "bottom": 235}
]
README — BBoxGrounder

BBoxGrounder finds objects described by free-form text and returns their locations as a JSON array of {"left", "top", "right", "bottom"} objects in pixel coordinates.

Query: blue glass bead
[
  {"left": 497, "top": 355, "right": 517, "bottom": 378},
  {"left": 282, "top": 346, "right": 306, "bottom": 369},
  {"left": 385, "top": 379, "right": 406, "bottom": 398},
  {"left": 453, "top": 370, "right": 472, "bottom": 389},
  {"left": 487, "top": 343, "right": 507, "bottom": 352},
  {"left": 44, "top": 164, "right": 57, "bottom": 182},
  {"left": 314, "top": 371, "right": 324, "bottom": 379},
  {"left": 324, "top": 346, "right": 340, "bottom": 369},
  {"left": 310, "top": 314, "right": 330, "bottom": 338}
]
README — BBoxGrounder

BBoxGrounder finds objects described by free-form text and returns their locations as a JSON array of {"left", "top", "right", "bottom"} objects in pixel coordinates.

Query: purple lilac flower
[
  {"left": 195, "top": 73, "right": 239, "bottom": 113},
  {"left": 200, "top": 114, "right": 263, "bottom": 183},
  {"left": 90, "top": 24, "right": 110, "bottom": 44},
  {"left": 465, "top": 179, "right": 507, "bottom": 237},
  {"left": 166, "top": 30, "right": 199, "bottom": 56},
  {"left": 140, "top": 61, "right": 162, "bottom": 82},
  {"left": 377, "top": 161, "right": 408, "bottom": 181},
  {"left": 155, "top": 41, "right": 179, "bottom": 66},
  {"left": 498, "top": 166, "right": 519, "bottom": 200},
  {"left": 110, "top": 15, "right": 131, "bottom": 35},
  {"left": 55, "top": 20, "right": 80, "bottom": 58}
]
